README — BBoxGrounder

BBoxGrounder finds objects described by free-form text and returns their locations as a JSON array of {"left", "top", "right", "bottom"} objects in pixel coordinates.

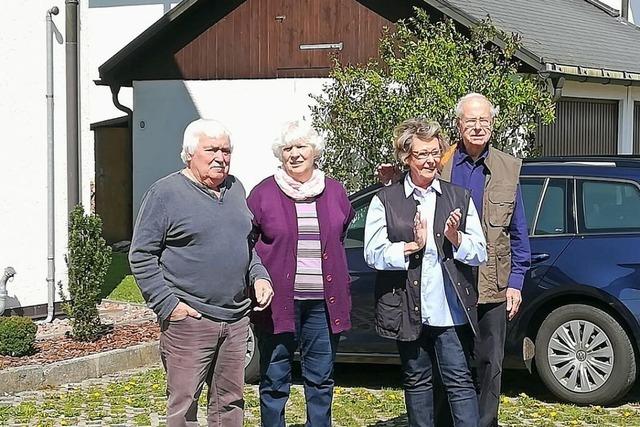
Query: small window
[
  {"left": 579, "top": 180, "right": 640, "bottom": 233},
  {"left": 520, "top": 178, "right": 546, "bottom": 234},
  {"left": 535, "top": 179, "right": 568, "bottom": 235},
  {"left": 345, "top": 194, "right": 374, "bottom": 248}
]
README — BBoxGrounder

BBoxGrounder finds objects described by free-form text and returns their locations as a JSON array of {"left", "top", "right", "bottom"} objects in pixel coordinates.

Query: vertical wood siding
[
  {"left": 172, "top": 0, "right": 400, "bottom": 79},
  {"left": 537, "top": 98, "right": 619, "bottom": 156}
]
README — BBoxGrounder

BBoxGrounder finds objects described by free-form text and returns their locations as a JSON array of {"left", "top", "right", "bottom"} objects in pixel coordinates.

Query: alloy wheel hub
[{"left": 547, "top": 320, "right": 614, "bottom": 393}]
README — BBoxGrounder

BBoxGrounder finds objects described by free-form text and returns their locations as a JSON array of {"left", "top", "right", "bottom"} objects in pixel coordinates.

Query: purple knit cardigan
[{"left": 247, "top": 176, "right": 355, "bottom": 334}]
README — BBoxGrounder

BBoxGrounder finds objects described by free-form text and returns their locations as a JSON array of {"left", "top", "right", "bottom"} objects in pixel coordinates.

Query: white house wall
[
  {"left": 132, "top": 79, "right": 329, "bottom": 217},
  {"left": 130, "top": 77, "right": 640, "bottom": 221},
  {"left": 0, "top": 2, "right": 69, "bottom": 308},
  {"left": 0, "top": 1, "right": 176, "bottom": 310},
  {"left": 561, "top": 80, "right": 640, "bottom": 154},
  {"left": 82, "top": 1, "right": 180, "bottom": 206}
]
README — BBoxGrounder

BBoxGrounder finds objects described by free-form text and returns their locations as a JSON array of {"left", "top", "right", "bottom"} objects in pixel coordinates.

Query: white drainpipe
[
  {"left": 42, "top": 6, "right": 61, "bottom": 323},
  {"left": 0, "top": 267, "right": 16, "bottom": 315}
]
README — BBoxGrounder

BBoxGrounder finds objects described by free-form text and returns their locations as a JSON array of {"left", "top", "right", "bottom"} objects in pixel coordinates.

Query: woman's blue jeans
[
  {"left": 259, "top": 300, "right": 340, "bottom": 427},
  {"left": 397, "top": 324, "right": 478, "bottom": 427}
]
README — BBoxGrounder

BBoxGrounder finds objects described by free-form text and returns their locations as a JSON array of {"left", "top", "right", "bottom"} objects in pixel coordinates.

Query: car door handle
[{"left": 531, "top": 253, "right": 550, "bottom": 264}]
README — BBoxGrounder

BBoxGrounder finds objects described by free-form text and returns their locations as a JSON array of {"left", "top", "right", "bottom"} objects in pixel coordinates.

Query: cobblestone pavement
[{"left": 1, "top": 365, "right": 639, "bottom": 426}]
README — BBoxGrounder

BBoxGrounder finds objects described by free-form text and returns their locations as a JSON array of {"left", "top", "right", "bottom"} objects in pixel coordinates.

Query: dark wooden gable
[
  {"left": 176, "top": 0, "right": 413, "bottom": 79},
  {"left": 100, "top": 0, "right": 417, "bottom": 85}
]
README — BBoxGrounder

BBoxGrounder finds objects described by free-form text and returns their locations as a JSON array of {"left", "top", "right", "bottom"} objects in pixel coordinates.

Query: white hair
[
  {"left": 454, "top": 93, "right": 500, "bottom": 119},
  {"left": 180, "top": 119, "right": 232, "bottom": 165},
  {"left": 272, "top": 119, "right": 325, "bottom": 162}
]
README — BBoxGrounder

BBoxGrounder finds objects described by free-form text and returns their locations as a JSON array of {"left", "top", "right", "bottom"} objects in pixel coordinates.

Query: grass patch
[
  {"left": 4, "top": 368, "right": 640, "bottom": 426},
  {"left": 133, "top": 413, "right": 151, "bottom": 425},
  {"left": 102, "top": 252, "right": 144, "bottom": 304}
]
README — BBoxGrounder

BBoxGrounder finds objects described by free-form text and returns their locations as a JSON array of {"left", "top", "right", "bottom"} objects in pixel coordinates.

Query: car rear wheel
[
  {"left": 535, "top": 304, "right": 636, "bottom": 405},
  {"left": 244, "top": 324, "right": 261, "bottom": 384}
]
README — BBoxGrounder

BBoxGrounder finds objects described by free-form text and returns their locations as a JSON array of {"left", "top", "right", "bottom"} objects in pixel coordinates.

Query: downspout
[
  {"left": 109, "top": 87, "right": 133, "bottom": 174},
  {"left": 44, "top": 6, "right": 60, "bottom": 323},
  {"left": 622, "top": 0, "right": 630, "bottom": 21},
  {"left": 110, "top": 85, "right": 134, "bottom": 238},
  {"left": 551, "top": 76, "right": 565, "bottom": 102},
  {"left": 66, "top": 0, "right": 80, "bottom": 212},
  {"left": 0, "top": 267, "right": 17, "bottom": 315},
  {"left": 110, "top": 85, "right": 133, "bottom": 117},
  {"left": 538, "top": 70, "right": 565, "bottom": 102},
  {"left": 110, "top": 86, "right": 133, "bottom": 196}
]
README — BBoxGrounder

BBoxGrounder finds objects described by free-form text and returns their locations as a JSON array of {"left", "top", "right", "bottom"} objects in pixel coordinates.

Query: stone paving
[{"left": 1, "top": 366, "right": 639, "bottom": 426}]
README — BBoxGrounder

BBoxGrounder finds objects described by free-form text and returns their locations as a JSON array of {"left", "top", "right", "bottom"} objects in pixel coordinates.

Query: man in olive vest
[{"left": 439, "top": 93, "right": 531, "bottom": 427}]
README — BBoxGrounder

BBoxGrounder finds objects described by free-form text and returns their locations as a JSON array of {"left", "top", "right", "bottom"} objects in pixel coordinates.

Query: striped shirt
[{"left": 294, "top": 201, "right": 324, "bottom": 300}]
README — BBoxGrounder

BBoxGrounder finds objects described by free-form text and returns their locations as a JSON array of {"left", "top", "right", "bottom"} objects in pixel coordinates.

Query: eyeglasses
[
  {"left": 411, "top": 149, "right": 442, "bottom": 161},
  {"left": 461, "top": 117, "right": 492, "bottom": 129}
]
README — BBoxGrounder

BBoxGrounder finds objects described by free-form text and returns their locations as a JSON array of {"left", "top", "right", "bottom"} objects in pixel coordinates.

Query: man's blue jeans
[
  {"left": 397, "top": 325, "right": 478, "bottom": 427},
  {"left": 258, "top": 300, "right": 340, "bottom": 427}
]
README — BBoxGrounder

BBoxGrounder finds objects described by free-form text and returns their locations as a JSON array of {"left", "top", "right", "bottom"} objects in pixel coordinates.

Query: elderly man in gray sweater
[{"left": 129, "top": 118, "right": 273, "bottom": 427}]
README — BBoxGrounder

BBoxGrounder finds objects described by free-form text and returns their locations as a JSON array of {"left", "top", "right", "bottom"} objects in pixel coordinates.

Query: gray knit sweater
[{"left": 129, "top": 172, "right": 270, "bottom": 322}]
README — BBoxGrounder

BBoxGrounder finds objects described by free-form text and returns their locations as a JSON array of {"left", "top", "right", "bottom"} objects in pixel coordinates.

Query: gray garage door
[{"left": 537, "top": 97, "right": 618, "bottom": 156}]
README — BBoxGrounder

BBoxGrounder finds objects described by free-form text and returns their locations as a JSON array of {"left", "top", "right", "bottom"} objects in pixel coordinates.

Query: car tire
[
  {"left": 244, "top": 324, "right": 261, "bottom": 384},
  {"left": 535, "top": 304, "right": 636, "bottom": 405}
]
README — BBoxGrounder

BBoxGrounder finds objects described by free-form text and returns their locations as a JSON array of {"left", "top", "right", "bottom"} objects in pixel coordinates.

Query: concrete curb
[{"left": 0, "top": 341, "right": 160, "bottom": 394}]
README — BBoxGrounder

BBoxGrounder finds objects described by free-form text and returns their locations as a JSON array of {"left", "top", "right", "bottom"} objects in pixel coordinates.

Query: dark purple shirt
[{"left": 450, "top": 146, "right": 531, "bottom": 290}]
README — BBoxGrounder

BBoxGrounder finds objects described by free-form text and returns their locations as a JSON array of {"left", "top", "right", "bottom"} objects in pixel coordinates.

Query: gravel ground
[
  {"left": 36, "top": 301, "right": 156, "bottom": 340},
  {"left": 0, "top": 302, "right": 158, "bottom": 370},
  {"left": 0, "top": 321, "right": 159, "bottom": 370}
]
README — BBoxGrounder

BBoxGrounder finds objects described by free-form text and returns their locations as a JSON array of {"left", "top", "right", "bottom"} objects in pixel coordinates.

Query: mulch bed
[{"left": 0, "top": 321, "right": 160, "bottom": 370}]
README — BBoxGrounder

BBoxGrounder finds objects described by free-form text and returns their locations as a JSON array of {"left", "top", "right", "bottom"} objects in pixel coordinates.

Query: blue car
[{"left": 244, "top": 156, "right": 640, "bottom": 405}]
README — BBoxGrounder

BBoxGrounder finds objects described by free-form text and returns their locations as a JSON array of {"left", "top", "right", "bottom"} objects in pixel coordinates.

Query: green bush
[
  {"left": 0, "top": 316, "right": 37, "bottom": 356},
  {"left": 60, "top": 205, "right": 112, "bottom": 341},
  {"left": 311, "top": 9, "right": 555, "bottom": 193}
]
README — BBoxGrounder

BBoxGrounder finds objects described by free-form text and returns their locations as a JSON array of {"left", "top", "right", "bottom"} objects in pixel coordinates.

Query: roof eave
[
  {"left": 90, "top": 116, "right": 129, "bottom": 130},
  {"left": 98, "top": 0, "right": 204, "bottom": 87},
  {"left": 545, "top": 63, "right": 640, "bottom": 86}
]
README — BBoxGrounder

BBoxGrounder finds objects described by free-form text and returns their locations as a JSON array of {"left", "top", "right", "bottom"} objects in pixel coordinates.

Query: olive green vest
[{"left": 441, "top": 144, "right": 521, "bottom": 303}]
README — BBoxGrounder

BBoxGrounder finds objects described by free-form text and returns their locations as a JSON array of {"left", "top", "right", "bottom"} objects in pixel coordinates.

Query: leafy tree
[
  {"left": 60, "top": 205, "right": 112, "bottom": 341},
  {"left": 311, "top": 9, "right": 555, "bottom": 192}
]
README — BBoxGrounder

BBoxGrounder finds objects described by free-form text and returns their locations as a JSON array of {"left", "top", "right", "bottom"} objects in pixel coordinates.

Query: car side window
[
  {"left": 535, "top": 179, "right": 568, "bottom": 235},
  {"left": 578, "top": 180, "right": 640, "bottom": 233},
  {"left": 520, "top": 178, "right": 546, "bottom": 234},
  {"left": 345, "top": 194, "right": 374, "bottom": 249}
]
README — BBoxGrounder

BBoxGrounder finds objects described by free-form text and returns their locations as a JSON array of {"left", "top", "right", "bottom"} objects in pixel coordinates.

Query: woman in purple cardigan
[{"left": 247, "top": 119, "right": 354, "bottom": 427}]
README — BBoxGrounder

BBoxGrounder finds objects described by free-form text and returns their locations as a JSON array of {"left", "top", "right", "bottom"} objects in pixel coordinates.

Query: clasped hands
[{"left": 404, "top": 208, "right": 463, "bottom": 256}]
